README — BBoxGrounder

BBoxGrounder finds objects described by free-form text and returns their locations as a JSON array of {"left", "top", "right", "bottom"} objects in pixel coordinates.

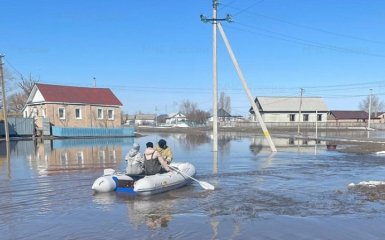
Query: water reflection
[
  {"left": 93, "top": 192, "right": 174, "bottom": 230},
  {"left": 172, "top": 132, "right": 244, "bottom": 152},
  {"left": 176, "top": 133, "right": 210, "bottom": 151},
  {"left": 130, "top": 198, "right": 173, "bottom": 230},
  {"left": 31, "top": 138, "right": 134, "bottom": 175}
]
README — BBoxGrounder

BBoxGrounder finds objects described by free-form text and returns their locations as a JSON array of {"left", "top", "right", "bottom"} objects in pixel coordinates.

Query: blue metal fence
[
  {"left": 0, "top": 117, "right": 34, "bottom": 136},
  {"left": 51, "top": 126, "right": 135, "bottom": 137}
]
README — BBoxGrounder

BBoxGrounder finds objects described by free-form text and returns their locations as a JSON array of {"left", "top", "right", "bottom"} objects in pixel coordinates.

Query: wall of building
[
  {"left": 26, "top": 104, "right": 121, "bottom": 129},
  {"left": 259, "top": 112, "right": 328, "bottom": 123}
]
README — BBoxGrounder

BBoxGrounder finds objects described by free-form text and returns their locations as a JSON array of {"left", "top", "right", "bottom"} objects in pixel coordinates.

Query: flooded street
[{"left": 1, "top": 132, "right": 385, "bottom": 239}]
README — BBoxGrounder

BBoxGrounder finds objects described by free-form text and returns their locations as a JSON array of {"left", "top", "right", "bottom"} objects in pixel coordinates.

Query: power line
[
  {"left": 3, "top": 58, "right": 25, "bottom": 79},
  {"left": 222, "top": 4, "right": 385, "bottom": 45},
  {"left": 229, "top": 22, "right": 385, "bottom": 58}
]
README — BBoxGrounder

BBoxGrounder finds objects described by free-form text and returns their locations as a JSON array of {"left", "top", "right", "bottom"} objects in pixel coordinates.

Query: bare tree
[
  {"left": 7, "top": 74, "right": 39, "bottom": 113},
  {"left": 359, "top": 94, "right": 384, "bottom": 116},
  {"left": 18, "top": 74, "right": 38, "bottom": 95},
  {"left": 218, "top": 91, "right": 231, "bottom": 113},
  {"left": 8, "top": 92, "right": 25, "bottom": 112},
  {"left": 179, "top": 100, "right": 209, "bottom": 124},
  {"left": 179, "top": 99, "right": 197, "bottom": 115},
  {"left": 0, "top": 68, "right": 16, "bottom": 110}
]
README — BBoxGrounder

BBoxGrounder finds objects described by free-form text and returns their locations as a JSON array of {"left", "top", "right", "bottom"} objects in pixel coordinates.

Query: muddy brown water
[{"left": 1, "top": 132, "right": 385, "bottom": 239}]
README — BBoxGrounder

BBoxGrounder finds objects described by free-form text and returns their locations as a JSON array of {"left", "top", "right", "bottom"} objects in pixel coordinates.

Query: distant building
[
  {"left": 135, "top": 114, "right": 156, "bottom": 126},
  {"left": 327, "top": 110, "right": 378, "bottom": 123},
  {"left": 251, "top": 96, "right": 329, "bottom": 123},
  {"left": 208, "top": 108, "right": 244, "bottom": 126},
  {"left": 375, "top": 112, "right": 385, "bottom": 123},
  {"left": 166, "top": 112, "right": 187, "bottom": 125},
  {"left": 23, "top": 83, "right": 123, "bottom": 134}
]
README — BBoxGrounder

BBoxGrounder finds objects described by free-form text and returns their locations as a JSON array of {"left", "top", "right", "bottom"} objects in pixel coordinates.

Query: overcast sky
[{"left": 2, "top": 0, "right": 385, "bottom": 115}]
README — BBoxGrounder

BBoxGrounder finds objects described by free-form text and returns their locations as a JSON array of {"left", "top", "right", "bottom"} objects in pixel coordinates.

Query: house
[
  {"left": 373, "top": 112, "right": 385, "bottom": 123},
  {"left": 166, "top": 112, "right": 187, "bottom": 125},
  {"left": 327, "top": 110, "right": 379, "bottom": 123},
  {"left": 208, "top": 108, "right": 244, "bottom": 124},
  {"left": 23, "top": 83, "right": 123, "bottom": 134},
  {"left": 135, "top": 114, "right": 156, "bottom": 126},
  {"left": 124, "top": 115, "right": 136, "bottom": 126},
  {"left": 251, "top": 96, "right": 329, "bottom": 123}
]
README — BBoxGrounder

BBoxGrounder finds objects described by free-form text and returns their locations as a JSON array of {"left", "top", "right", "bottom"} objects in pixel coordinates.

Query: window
[
  {"left": 289, "top": 114, "right": 295, "bottom": 122},
  {"left": 303, "top": 114, "right": 309, "bottom": 122},
  {"left": 97, "top": 108, "right": 103, "bottom": 119},
  {"left": 75, "top": 108, "right": 82, "bottom": 119},
  {"left": 109, "top": 150, "right": 116, "bottom": 162},
  {"left": 108, "top": 109, "right": 114, "bottom": 120},
  {"left": 58, "top": 107, "right": 65, "bottom": 119},
  {"left": 60, "top": 152, "right": 68, "bottom": 166},
  {"left": 77, "top": 152, "right": 84, "bottom": 166},
  {"left": 317, "top": 114, "right": 322, "bottom": 121},
  {"left": 98, "top": 150, "right": 105, "bottom": 163}
]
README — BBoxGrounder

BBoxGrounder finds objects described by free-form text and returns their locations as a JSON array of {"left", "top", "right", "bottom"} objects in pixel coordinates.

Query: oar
[{"left": 169, "top": 165, "right": 215, "bottom": 191}]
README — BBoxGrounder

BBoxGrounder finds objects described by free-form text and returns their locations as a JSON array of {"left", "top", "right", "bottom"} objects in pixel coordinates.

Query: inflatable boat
[{"left": 92, "top": 162, "right": 196, "bottom": 195}]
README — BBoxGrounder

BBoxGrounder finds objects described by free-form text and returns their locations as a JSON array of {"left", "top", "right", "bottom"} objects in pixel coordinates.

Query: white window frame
[
  {"left": 109, "top": 149, "right": 116, "bottom": 162},
  {"left": 75, "top": 108, "right": 82, "bottom": 119},
  {"left": 98, "top": 150, "right": 105, "bottom": 163},
  {"left": 58, "top": 107, "right": 65, "bottom": 119},
  {"left": 60, "top": 152, "right": 68, "bottom": 166},
  {"left": 97, "top": 108, "right": 103, "bottom": 119},
  {"left": 317, "top": 114, "right": 322, "bottom": 121},
  {"left": 77, "top": 151, "right": 84, "bottom": 165},
  {"left": 108, "top": 109, "right": 114, "bottom": 120},
  {"left": 303, "top": 114, "right": 309, "bottom": 122},
  {"left": 289, "top": 114, "right": 295, "bottom": 122}
]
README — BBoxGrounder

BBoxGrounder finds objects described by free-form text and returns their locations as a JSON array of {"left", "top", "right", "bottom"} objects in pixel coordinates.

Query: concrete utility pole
[
  {"left": 212, "top": 0, "right": 218, "bottom": 152},
  {"left": 368, "top": 88, "right": 372, "bottom": 129},
  {"left": 201, "top": 0, "right": 231, "bottom": 152},
  {"left": 0, "top": 55, "right": 10, "bottom": 142},
  {"left": 201, "top": 1, "right": 277, "bottom": 152},
  {"left": 297, "top": 88, "right": 304, "bottom": 136},
  {"left": 217, "top": 23, "right": 276, "bottom": 152}
]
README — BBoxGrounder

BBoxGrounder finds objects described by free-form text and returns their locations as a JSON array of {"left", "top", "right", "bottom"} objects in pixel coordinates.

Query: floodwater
[{"left": 1, "top": 132, "right": 385, "bottom": 239}]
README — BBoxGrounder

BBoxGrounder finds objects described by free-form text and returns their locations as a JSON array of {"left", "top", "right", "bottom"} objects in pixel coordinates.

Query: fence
[
  {"left": 0, "top": 117, "right": 34, "bottom": 136},
  {"left": 215, "top": 121, "right": 371, "bottom": 129},
  {"left": 51, "top": 126, "right": 135, "bottom": 137}
]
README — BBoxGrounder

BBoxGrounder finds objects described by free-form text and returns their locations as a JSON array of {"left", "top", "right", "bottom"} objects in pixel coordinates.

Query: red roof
[{"left": 36, "top": 83, "right": 122, "bottom": 106}]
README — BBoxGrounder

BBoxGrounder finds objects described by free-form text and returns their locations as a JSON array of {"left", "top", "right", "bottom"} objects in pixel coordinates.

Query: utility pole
[
  {"left": 212, "top": 0, "right": 218, "bottom": 152},
  {"left": 297, "top": 88, "right": 304, "bottom": 136},
  {"left": 0, "top": 55, "right": 10, "bottom": 142},
  {"left": 155, "top": 106, "right": 158, "bottom": 127},
  {"left": 368, "top": 88, "right": 372, "bottom": 129},
  {"left": 201, "top": 1, "right": 277, "bottom": 152},
  {"left": 217, "top": 23, "right": 276, "bottom": 152},
  {"left": 201, "top": 0, "right": 231, "bottom": 152}
]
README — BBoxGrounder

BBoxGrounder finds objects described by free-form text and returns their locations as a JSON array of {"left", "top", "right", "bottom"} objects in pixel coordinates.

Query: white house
[
  {"left": 166, "top": 112, "right": 187, "bottom": 125},
  {"left": 251, "top": 96, "right": 329, "bottom": 123}
]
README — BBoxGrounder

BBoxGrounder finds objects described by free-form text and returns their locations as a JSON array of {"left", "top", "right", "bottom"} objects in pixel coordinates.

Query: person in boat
[
  {"left": 125, "top": 142, "right": 144, "bottom": 174},
  {"left": 143, "top": 142, "right": 171, "bottom": 175},
  {"left": 155, "top": 139, "right": 173, "bottom": 164}
]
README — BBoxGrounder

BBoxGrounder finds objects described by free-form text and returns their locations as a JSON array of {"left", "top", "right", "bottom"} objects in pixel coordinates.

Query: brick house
[{"left": 23, "top": 83, "right": 123, "bottom": 133}]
